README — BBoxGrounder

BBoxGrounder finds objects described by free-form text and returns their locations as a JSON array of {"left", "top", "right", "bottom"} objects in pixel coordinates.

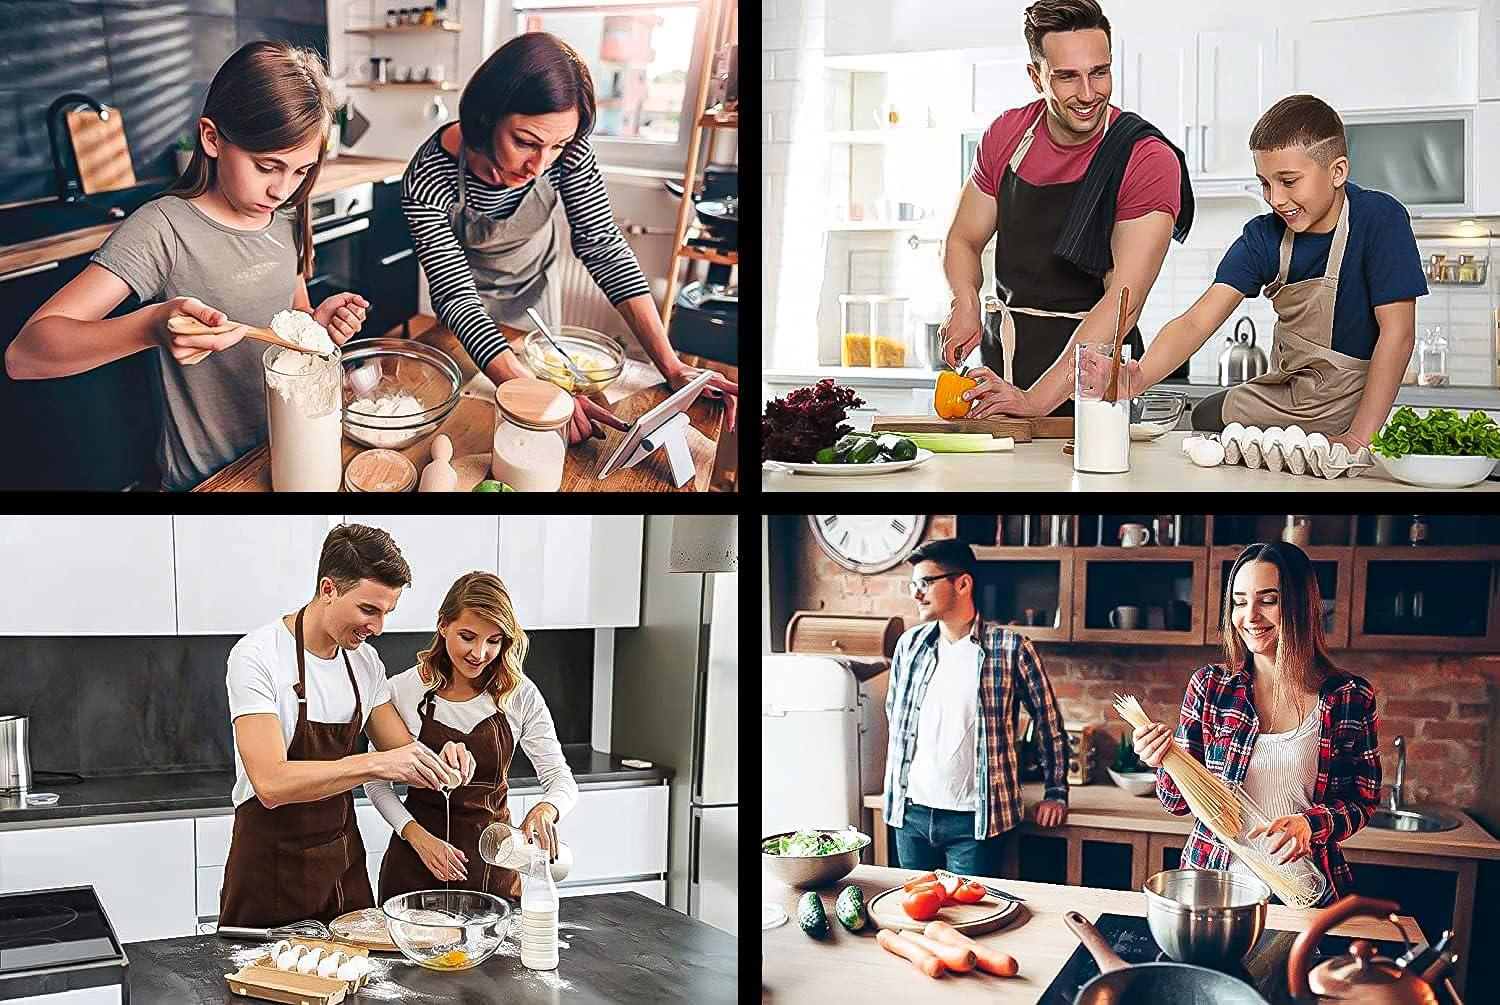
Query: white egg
[
  {"left": 297, "top": 948, "right": 324, "bottom": 974},
  {"left": 1181, "top": 434, "right": 1204, "bottom": 455},
  {"left": 318, "top": 952, "right": 345, "bottom": 978},
  {"left": 336, "top": 960, "right": 364, "bottom": 982},
  {"left": 1188, "top": 438, "right": 1225, "bottom": 467},
  {"left": 1282, "top": 425, "right": 1308, "bottom": 449},
  {"left": 1305, "top": 431, "right": 1330, "bottom": 454},
  {"left": 1239, "top": 425, "right": 1263, "bottom": 449},
  {"left": 275, "top": 949, "right": 300, "bottom": 971},
  {"left": 1222, "top": 421, "right": 1245, "bottom": 444},
  {"left": 269, "top": 940, "right": 291, "bottom": 960},
  {"left": 1262, "top": 425, "right": 1285, "bottom": 447}
]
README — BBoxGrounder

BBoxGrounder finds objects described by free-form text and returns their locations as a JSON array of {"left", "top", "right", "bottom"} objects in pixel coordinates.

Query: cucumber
[
  {"left": 834, "top": 885, "right": 866, "bottom": 932},
  {"left": 814, "top": 446, "right": 837, "bottom": 464},
  {"left": 796, "top": 891, "right": 829, "bottom": 937},
  {"left": 876, "top": 434, "right": 917, "bottom": 462},
  {"left": 848, "top": 438, "right": 882, "bottom": 464}
]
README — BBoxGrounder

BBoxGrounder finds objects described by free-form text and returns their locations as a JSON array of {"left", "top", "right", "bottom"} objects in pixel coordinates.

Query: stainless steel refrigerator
[{"left": 613, "top": 516, "right": 737, "bottom": 935}]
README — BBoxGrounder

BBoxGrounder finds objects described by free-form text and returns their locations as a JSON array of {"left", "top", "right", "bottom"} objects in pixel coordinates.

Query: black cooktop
[
  {"left": 1037, "top": 912, "right": 1406, "bottom": 1005},
  {"left": 0, "top": 885, "right": 129, "bottom": 1005}
]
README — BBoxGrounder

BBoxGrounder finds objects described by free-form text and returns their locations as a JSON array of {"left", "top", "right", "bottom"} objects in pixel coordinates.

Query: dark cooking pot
[
  {"left": 1064, "top": 911, "right": 1269, "bottom": 1005},
  {"left": 663, "top": 181, "right": 738, "bottom": 243}
]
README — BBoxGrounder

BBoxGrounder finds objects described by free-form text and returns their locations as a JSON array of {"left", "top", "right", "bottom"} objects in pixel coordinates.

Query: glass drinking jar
[
  {"left": 263, "top": 345, "right": 343, "bottom": 492},
  {"left": 491, "top": 378, "right": 572, "bottom": 492}
]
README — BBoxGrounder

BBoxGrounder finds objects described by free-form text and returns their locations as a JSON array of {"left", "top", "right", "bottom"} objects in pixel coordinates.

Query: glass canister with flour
[
  {"left": 263, "top": 345, "right": 343, "bottom": 492},
  {"left": 491, "top": 378, "right": 573, "bottom": 492},
  {"left": 1074, "top": 341, "right": 1131, "bottom": 474}
]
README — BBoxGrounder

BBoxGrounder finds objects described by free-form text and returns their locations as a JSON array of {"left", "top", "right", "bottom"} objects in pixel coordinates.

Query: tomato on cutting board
[{"left": 900, "top": 887, "right": 944, "bottom": 921}]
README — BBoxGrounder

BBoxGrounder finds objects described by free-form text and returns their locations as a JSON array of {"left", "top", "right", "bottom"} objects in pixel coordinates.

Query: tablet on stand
[{"left": 599, "top": 369, "right": 715, "bottom": 487}]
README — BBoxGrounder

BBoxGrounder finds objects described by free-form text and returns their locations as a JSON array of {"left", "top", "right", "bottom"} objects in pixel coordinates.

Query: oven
[{"left": 305, "top": 182, "right": 373, "bottom": 307}]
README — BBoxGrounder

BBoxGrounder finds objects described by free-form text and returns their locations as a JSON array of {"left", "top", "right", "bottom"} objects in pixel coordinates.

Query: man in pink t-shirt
[{"left": 940, "top": 0, "right": 1192, "bottom": 418}]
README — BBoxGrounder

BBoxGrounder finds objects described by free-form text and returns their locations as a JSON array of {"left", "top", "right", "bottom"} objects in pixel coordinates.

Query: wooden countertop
[
  {"left": 0, "top": 156, "right": 408, "bottom": 275},
  {"left": 195, "top": 316, "right": 737, "bottom": 492},
  {"left": 862, "top": 783, "right": 1500, "bottom": 861},
  {"left": 761, "top": 864, "right": 1423, "bottom": 1003},
  {"left": 764, "top": 431, "right": 1500, "bottom": 492}
]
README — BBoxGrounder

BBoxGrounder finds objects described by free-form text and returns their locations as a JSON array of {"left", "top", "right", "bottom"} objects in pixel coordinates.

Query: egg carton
[{"left": 1182, "top": 423, "right": 1373, "bottom": 479}]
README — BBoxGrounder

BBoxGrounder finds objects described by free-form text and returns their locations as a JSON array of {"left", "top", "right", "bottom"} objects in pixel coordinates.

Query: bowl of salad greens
[
  {"left": 1371, "top": 407, "right": 1500, "bottom": 489},
  {"left": 761, "top": 827, "right": 871, "bottom": 889}
]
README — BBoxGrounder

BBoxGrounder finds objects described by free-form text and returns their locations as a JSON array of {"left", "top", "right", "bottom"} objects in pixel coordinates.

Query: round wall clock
[{"left": 807, "top": 515, "right": 929, "bottom": 574}]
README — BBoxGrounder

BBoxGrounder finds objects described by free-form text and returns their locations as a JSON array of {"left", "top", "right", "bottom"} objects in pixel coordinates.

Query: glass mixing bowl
[
  {"left": 381, "top": 889, "right": 512, "bottom": 971},
  {"left": 340, "top": 338, "right": 462, "bottom": 450},
  {"left": 523, "top": 326, "right": 626, "bottom": 395}
]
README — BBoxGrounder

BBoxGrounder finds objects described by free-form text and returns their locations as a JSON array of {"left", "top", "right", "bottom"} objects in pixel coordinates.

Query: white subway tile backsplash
[
  {"left": 763, "top": 15, "right": 826, "bottom": 52},
  {"left": 764, "top": 51, "right": 776, "bottom": 81},
  {"left": 762, "top": 81, "right": 802, "bottom": 115}
]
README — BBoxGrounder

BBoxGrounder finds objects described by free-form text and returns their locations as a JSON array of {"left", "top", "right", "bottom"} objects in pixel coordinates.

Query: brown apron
[
  {"left": 219, "top": 607, "right": 373, "bottom": 928},
  {"left": 378, "top": 684, "right": 523, "bottom": 903},
  {"left": 1222, "top": 192, "right": 1367, "bottom": 433}
]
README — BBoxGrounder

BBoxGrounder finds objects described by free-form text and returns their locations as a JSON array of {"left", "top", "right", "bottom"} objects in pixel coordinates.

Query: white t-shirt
[
  {"left": 1229, "top": 706, "right": 1321, "bottom": 884},
  {"left": 905, "top": 633, "right": 981, "bottom": 812},
  {"left": 227, "top": 618, "right": 393, "bottom": 808},
  {"left": 364, "top": 666, "right": 580, "bottom": 839}
]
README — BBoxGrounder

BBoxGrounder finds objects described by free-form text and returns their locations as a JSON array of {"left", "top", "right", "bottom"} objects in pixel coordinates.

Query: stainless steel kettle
[
  {"left": 0, "top": 714, "right": 32, "bottom": 795},
  {"left": 1218, "top": 317, "right": 1269, "bottom": 387}
]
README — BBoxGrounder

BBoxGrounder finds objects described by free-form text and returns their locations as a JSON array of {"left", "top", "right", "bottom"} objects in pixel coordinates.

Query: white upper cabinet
[
  {"left": 0, "top": 517, "right": 176, "bottom": 635},
  {"left": 1285, "top": 10, "right": 1477, "bottom": 112},
  {"left": 340, "top": 516, "right": 500, "bottom": 633},
  {"left": 1120, "top": 30, "right": 1197, "bottom": 165},
  {"left": 174, "top": 516, "right": 337, "bottom": 635},
  {"left": 498, "top": 516, "right": 644, "bottom": 629}
]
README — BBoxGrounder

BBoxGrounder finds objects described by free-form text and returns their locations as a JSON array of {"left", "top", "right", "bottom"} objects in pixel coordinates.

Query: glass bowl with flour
[
  {"left": 339, "top": 338, "right": 463, "bottom": 449},
  {"left": 262, "top": 310, "right": 342, "bottom": 492}
]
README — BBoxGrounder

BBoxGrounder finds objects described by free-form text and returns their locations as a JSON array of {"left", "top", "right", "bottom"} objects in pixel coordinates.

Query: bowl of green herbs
[
  {"left": 762, "top": 827, "right": 871, "bottom": 888},
  {"left": 1371, "top": 407, "right": 1500, "bottom": 489}
]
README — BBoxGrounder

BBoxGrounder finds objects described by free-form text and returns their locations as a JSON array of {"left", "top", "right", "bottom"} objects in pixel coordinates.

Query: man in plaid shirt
[{"left": 882, "top": 539, "right": 1071, "bottom": 875}]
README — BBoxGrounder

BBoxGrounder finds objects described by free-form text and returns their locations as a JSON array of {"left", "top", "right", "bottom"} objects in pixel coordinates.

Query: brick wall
[{"left": 781, "top": 514, "right": 1498, "bottom": 811}]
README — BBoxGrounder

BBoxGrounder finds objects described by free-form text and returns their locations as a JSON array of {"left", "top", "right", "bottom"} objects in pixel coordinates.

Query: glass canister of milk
[
  {"left": 491, "top": 378, "right": 573, "bottom": 492},
  {"left": 263, "top": 345, "right": 343, "bottom": 491},
  {"left": 1073, "top": 341, "right": 1131, "bottom": 474}
]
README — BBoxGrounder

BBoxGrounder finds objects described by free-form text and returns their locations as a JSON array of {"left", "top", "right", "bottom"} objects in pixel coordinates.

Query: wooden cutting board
[
  {"left": 867, "top": 886, "right": 1024, "bottom": 935},
  {"left": 329, "top": 908, "right": 401, "bottom": 952},
  {"left": 871, "top": 415, "right": 1074, "bottom": 440},
  {"left": 66, "top": 106, "right": 137, "bottom": 195}
]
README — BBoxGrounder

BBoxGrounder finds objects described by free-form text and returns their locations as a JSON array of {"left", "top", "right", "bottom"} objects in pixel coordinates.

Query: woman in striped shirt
[
  {"left": 1132, "top": 541, "right": 1381, "bottom": 905},
  {"left": 401, "top": 32, "right": 738, "bottom": 442}
]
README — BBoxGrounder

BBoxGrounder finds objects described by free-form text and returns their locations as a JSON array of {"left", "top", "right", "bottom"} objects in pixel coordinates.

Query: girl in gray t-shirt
[{"left": 6, "top": 41, "right": 370, "bottom": 490}]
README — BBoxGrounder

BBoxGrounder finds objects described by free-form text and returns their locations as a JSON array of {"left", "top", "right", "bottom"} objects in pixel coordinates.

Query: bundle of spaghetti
[{"left": 1112, "top": 693, "right": 1316, "bottom": 907}]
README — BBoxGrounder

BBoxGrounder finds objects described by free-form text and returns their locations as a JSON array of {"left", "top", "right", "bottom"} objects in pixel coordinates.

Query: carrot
[
  {"left": 876, "top": 928, "right": 946, "bottom": 978},
  {"left": 901, "top": 930, "right": 977, "bottom": 972},
  {"left": 923, "top": 920, "right": 1020, "bottom": 977}
]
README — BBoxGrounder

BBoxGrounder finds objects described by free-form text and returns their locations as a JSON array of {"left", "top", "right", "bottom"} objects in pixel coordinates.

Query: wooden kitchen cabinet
[
  {"left": 341, "top": 516, "right": 500, "bottom": 632},
  {"left": 1206, "top": 545, "right": 1353, "bottom": 648},
  {"left": 1349, "top": 547, "right": 1500, "bottom": 652},
  {"left": 498, "top": 516, "right": 644, "bottom": 629},
  {"left": 1071, "top": 549, "right": 1207, "bottom": 646},
  {"left": 0, "top": 516, "right": 177, "bottom": 635},
  {"left": 174, "top": 516, "right": 338, "bottom": 635},
  {"left": 0, "top": 818, "right": 197, "bottom": 942},
  {"left": 970, "top": 546, "right": 1074, "bottom": 642}
]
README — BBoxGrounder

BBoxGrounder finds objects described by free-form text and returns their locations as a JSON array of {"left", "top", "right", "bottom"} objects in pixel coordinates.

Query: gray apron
[
  {"left": 447, "top": 148, "right": 565, "bottom": 328},
  {"left": 1222, "top": 193, "right": 1368, "bottom": 433}
]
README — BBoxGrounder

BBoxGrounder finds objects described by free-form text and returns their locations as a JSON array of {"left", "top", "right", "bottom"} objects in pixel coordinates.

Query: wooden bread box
[{"left": 785, "top": 612, "right": 904, "bottom": 680}]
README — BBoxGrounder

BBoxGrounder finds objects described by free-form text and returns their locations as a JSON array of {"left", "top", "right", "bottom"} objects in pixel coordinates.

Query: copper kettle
[{"left": 1288, "top": 895, "right": 1461, "bottom": 1005}]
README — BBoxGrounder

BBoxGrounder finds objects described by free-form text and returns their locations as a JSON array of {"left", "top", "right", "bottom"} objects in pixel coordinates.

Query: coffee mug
[
  {"left": 1108, "top": 605, "right": 1142, "bottom": 630},
  {"left": 1145, "top": 606, "right": 1166, "bottom": 630},
  {"left": 1152, "top": 516, "right": 1177, "bottom": 546},
  {"left": 1118, "top": 523, "right": 1150, "bottom": 547}
]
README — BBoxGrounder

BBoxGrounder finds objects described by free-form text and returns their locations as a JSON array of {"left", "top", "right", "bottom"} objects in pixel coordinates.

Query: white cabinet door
[
  {"left": 0, "top": 819, "right": 196, "bottom": 941},
  {"left": 197, "top": 866, "right": 224, "bottom": 919},
  {"left": 340, "top": 517, "right": 499, "bottom": 632},
  {"left": 195, "top": 813, "right": 235, "bottom": 868},
  {"left": 1120, "top": 31, "right": 1196, "bottom": 169},
  {"left": 1195, "top": 30, "right": 1276, "bottom": 180},
  {"left": 1287, "top": 11, "right": 1478, "bottom": 111},
  {"left": 497, "top": 517, "right": 644, "bottom": 629},
  {"left": 174, "top": 517, "right": 336, "bottom": 635},
  {"left": 557, "top": 879, "right": 666, "bottom": 904},
  {"left": 0, "top": 517, "right": 176, "bottom": 635},
  {"left": 558, "top": 786, "right": 668, "bottom": 884}
]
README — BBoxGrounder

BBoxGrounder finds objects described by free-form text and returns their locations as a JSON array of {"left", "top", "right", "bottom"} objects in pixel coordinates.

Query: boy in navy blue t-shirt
[{"left": 1115, "top": 94, "right": 1427, "bottom": 448}]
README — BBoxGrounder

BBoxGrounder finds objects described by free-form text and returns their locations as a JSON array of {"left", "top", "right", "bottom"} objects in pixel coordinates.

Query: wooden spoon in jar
[
  {"left": 1103, "top": 285, "right": 1131, "bottom": 404},
  {"left": 166, "top": 315, "right": 335, "bottom": 359}
]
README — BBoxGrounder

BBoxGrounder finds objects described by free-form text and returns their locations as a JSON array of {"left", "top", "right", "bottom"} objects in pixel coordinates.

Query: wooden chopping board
[
  {"left": 66, "top": 106, "right": 137, "bottom": 195},
  {"left": 867, "top": 887, "right": 1024, "bottom": 935},
  {"left": 872, "top": 415, "right": 1074, "bottom": 441},
  {"left": 329, "top": 908, "right": 401, "bottom": 952}
]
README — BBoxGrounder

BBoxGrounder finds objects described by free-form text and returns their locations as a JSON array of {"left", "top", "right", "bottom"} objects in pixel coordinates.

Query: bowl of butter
[{"left": 523, "top": 325, "right": 626, "bottom": 395}]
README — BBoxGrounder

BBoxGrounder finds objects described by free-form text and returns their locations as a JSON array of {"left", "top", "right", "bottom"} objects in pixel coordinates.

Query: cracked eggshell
[{"left": 1188, "top": 438, "right": 1226, "bottom": 467}]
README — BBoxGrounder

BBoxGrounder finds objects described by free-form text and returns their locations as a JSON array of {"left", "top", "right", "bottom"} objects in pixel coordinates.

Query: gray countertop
[
  {"left": 0, "top": 744, "right": 670, "bottom": 829},
  {"left": 123, "top": 892, "right": 736, "bottom": 1004}
]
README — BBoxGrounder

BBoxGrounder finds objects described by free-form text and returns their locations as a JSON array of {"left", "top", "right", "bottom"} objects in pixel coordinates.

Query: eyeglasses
[{"left": 908, "top": 572, "right": 958, "bottom": 596}]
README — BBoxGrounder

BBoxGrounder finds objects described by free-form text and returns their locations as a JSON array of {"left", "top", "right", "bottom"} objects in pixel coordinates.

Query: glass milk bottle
[
  {"left": 491, "top": 378, "right": 572, "bottom": 492},
  {"left": 263, "top": 345, "right": 343, "bottom": 492},
  {"left": 1073, "top": 342, "right": 1131, "bottom": 474},
  {"left": 518, "top": 844, "right": 560, "bottom": 971}
]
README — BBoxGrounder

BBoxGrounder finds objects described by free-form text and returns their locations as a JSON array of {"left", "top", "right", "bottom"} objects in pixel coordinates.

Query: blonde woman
[{"left": 367, "top": 571, "right": 578, "bottom": 901}]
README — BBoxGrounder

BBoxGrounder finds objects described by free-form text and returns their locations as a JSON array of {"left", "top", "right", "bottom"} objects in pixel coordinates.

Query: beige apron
[
  {"left": 983, "top": 111, "right": 1114, "bottom": 384},
  {"left": 1221, "top": 193, "right": 1368, "bottom": 432}
]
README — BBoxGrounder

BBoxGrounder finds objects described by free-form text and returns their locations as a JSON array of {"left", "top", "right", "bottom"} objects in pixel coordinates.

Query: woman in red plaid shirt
[{"left": 1132, "top": 541, "right": 1381, "bottom": 904}]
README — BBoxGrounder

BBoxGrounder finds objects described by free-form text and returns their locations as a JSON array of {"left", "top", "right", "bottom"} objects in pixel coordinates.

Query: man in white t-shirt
[{"left": 219, "top": 523, "right": 471, "bottom": 928}]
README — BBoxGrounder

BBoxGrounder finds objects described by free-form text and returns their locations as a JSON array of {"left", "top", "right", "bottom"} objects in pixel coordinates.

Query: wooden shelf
[
  {"left": 698, "top": 107, "right": 738, "bottom": 128},
  {"left": 346, "top": 22, "right": 463, "bottom": 34},
  {"left": 677, "top": 242, "right": 737, "bottom": 266},
  {"left": 349, "top": 81, "right": 459, "bottom": 91}
]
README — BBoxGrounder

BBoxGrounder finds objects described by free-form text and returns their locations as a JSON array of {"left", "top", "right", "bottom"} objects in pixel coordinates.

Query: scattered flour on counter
[
  {"left": 355, "top": 958, "right": 440, "bottom": 1001},
  {"left": 228, "top": 946, "right": 271, "bottom": 969},
  {"left": 270, "top": 309, "right": 335, "bottom": 355}
]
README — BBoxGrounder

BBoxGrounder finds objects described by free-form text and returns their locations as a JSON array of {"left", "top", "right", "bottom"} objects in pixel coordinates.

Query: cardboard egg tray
[
  {"left": 224, "top": 937, "right": 372, "bottom": 1004},
  {"left": 1189, "top": 427, "right": 1373, "bottom": 480}
]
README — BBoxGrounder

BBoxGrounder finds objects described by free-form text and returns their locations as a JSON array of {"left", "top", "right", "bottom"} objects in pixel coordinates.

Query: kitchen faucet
[
  {"left": 46, "top": 92, "right": 110, "bottom": 203},
  {"left": 1390, "top": 734, "right": 1406, "bottom": 812}
]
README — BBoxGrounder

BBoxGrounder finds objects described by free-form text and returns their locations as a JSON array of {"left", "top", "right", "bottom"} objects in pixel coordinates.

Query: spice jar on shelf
[
  {"left": 1428, "top": 253, "right": 1446, "bottom": 282},
  {"left": 1457, "top": 254, "right": 1481, "bottom": 283}
]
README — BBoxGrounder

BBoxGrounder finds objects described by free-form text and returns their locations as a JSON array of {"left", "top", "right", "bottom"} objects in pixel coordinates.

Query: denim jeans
[{"left": 893, "top": 800, "right": 1006, "bottom": 876}]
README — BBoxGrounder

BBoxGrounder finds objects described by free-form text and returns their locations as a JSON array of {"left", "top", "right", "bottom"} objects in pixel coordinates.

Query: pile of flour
[
  {"left": 270, "top": 309, "right": 335, "bottom": 355},
  {"left": 347, "top": 392, "right": 427, "bottom": 446}
]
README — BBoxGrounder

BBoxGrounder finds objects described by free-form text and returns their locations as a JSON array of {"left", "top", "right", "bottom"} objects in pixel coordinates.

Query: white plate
[
  {"left": 763, "top": 448, "right": 934, "bottom": 476},
  {"left": 1376, "top": 453, "right": 1499, "bottom": 489}
]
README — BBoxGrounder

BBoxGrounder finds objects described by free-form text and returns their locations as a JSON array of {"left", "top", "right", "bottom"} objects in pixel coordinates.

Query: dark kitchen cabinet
[
  {"left": 1349, "top": 548, "right": 1500, "bottom": 651},
  {"left": 360, "top": 176, "right": 418, "bottom": 339},
  {"left": 0, "top": 254, "right": 156, "bottom": 490}
]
